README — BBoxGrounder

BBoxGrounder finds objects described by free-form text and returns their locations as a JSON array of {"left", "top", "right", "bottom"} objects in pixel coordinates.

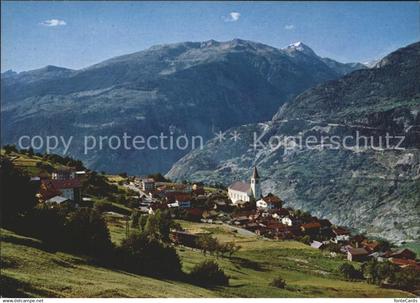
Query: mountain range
[
  {"left": 1, "top": 39, "right": 364, "bottom": 174},
  {"left": 167, "top": 42, "right": 420, "bottom": 242},
  {"left": 3, "top": 39, "right": 418, "bottom": 242}
]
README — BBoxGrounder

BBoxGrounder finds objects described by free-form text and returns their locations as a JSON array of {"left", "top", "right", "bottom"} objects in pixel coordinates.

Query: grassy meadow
[{"left": 2, "top": 218, "right": 409, "bottom": 298}]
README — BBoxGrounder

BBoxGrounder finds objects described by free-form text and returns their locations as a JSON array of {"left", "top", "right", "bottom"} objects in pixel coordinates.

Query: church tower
[{"left": 250, "top": 167, "right": 261, "bottom": 199}]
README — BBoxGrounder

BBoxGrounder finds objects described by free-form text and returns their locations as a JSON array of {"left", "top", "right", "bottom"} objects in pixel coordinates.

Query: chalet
[
  {"left": 347, "top": 247, "right": 369, "bottom": 262},
  {"left": 300, "top": 222, "right": 321, "bottom": 235},
  {"left": 388, "top": 248, "right": 416, "bottom": 260},
  {"left": 361, "top": 240, "right": 380, "bottom": 253},
  {"left": 256, "top": 193, "right": 282, "bottom": 210},
  {"left": 40, "top": 176, "right": 81, "bottom": 205},
  {"left": 389, "top": 258, "right": 420, "bottom": 270},
  {"left": 331, "top": 227, "right": 350, "bottom": 243},
  {"left": 141, "top": 178, "right": 155, "bottom": 192},
  {"left": 228, "top": 167, "right": 261, "bottom": 205}
]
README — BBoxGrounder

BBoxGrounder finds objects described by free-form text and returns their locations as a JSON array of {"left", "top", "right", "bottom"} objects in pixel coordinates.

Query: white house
[
  {"left": 256, "top": 199, "right": 268, "bottom": 209},
  {"left": 256, "top": 193, "right": 283, "bottom": 210},
  {"left": 281, "top": 217, "right": 293, "bottom": 226},
  {"left": 331, "top": 227, "right": 350, "bottom": 243},
  {"left": 228, "top": 167, "right": 261, "bottom": 205}
]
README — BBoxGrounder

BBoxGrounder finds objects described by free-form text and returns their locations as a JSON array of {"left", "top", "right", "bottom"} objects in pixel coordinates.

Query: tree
[
  {"left": 219, "top": 242, "right": 241, "bottom": 257},
  {"left": 338, "top": 263, "right": 362, "bottom": 280},
  {"left": 362, "top": 260, "right": 399, "bottom": 286},
  {"left": 196, "top": 234, "right": 219, "bottom": 256},
  {"left": 189, "top": 260, "right": 229, "bottom": 287},
  {"left": 143, "top": 210, "right": 173, "bottom": 241},
  {"left": 0, "top": 158, "right": 38, "bottom": 227},
  {"left": 3, "top": 144, "right": 18, "bottom": 154},
  {"left": 24, "top": 204, "right": 67, "bottom": 247},
  {"left": 394, "top": 267, "right": 420, "bottom": 291},
  {"left": 66, "top": 208, "right": 113, "bottom": 257},
  {"left": 118, "top": 232, "right": 182, "bottom": 277}
]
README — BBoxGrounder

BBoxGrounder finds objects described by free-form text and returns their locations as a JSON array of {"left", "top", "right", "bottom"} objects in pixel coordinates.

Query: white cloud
[
  {"left": 224, "top": 12, "right": 240, "bottom": 22},
  {"left": 40, "top": 19, "right": 67, "bottom": 27},
  {"left": 284, "top": 24, "right": 295, "bottom": 30}
]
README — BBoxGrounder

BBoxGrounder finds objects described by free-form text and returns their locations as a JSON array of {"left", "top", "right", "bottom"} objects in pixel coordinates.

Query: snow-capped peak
[
  {"left": 284, "top": 41, "right": 317, "bottom": 57},
  {"left": 289, "top": 41, "right": 304, "bottom": 50}
]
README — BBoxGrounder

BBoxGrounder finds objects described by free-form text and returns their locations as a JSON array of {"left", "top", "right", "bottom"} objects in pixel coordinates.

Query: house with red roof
[{"left": 39, "top": 168, "right": 81, "bottom": 205}]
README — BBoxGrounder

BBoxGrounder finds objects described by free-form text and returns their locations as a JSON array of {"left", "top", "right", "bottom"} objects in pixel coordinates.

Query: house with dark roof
[
  {"left": 300, "top": 222, "right": 321, "bottom": 235},
  {"left": 347, "top": 247, "right": 369, "bottom": 262},
  {"left": 388, "top": 248, "right": 416, "bottom": 260},
  {"left": 228, "top": 167, "right": 261, "bottom": 206}
]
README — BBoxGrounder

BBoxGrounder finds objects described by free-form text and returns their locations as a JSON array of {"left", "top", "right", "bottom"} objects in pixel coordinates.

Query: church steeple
[{"left": 250, "top": 166, "right": 261, "bottom": 199}]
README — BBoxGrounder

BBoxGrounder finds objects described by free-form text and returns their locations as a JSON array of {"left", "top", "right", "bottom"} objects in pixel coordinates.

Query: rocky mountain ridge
[{"left": 166, "top": 42, "right": 420, "bottom": 242}]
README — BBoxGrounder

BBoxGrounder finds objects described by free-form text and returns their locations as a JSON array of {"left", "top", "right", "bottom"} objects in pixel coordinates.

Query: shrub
[
  {"left": 118, "top": 232, "right": 182, "bottom": 277},
  {"left": 394, "top": 267, "right": 420, "bottom": 291},
  {"left": 66, "top": 208, "right": 113, "bottom": 257},
  {"left": 338, "top": 263, "right": 362, "bottom": 280},
  {"left": 189, "top": 260, "right": 229, "bottom": 287},
  {"left": 362, "top": 260, "right": 399, "bottom": 286},
  {"left": 270, "top": 276, "right": 286, "bottom": 288}
]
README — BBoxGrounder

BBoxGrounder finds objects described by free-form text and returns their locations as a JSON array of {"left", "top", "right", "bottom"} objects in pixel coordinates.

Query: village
[{"left": 32, "top": 161, "right": 419, "bottom": 272}]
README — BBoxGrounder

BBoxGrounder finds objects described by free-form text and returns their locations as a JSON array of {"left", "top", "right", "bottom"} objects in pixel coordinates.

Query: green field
[{"left": 2, "top": 219, "right": 413, "bottom": 298}]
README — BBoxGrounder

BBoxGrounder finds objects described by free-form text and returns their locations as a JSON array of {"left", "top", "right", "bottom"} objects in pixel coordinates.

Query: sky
[{"left": 1, "top": 1, "right": 419, "bottom": 72}]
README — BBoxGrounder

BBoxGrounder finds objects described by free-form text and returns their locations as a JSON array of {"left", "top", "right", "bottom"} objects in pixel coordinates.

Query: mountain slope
[
  {"left": 1, "top": 39, "right": 363, "bottom": 174},
  {"left": 1, "top": 226, "right": 413, "bottom": 298},
  {"left": 167, "top": 42, "right": 420, "bottom": 242}
]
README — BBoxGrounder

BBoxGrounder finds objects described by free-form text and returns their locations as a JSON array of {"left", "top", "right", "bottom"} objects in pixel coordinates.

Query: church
[{"left": 228, "top": 167, "right": 261, "bottom": 205}]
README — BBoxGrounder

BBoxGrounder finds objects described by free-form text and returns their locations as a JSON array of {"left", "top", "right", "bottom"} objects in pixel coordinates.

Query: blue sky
[{"left": 1, "top": 1, "right": 419, "bottom": 72}]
